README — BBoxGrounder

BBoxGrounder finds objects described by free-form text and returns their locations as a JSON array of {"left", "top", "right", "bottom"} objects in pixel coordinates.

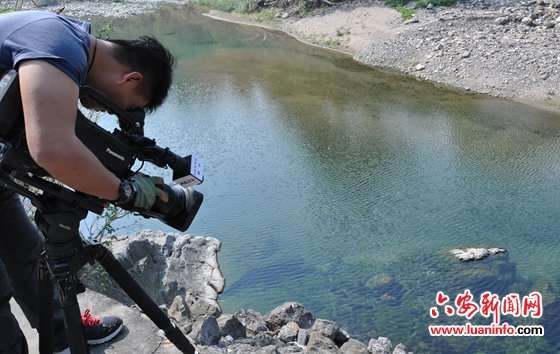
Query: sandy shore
[{"left": 204, "top": 1, "right": 560, "bottom": 114}]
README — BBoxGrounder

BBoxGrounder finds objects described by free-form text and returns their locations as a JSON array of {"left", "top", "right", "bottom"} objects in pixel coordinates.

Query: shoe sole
[{"left": 86, "top": 323, "right": 124, "bottom": 346}]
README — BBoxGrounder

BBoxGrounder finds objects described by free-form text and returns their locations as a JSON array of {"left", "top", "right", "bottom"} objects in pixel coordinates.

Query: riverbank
[
  {"left": 6, "top": 0, "right": 560, "bottom": 113},
  {"left": 203, "top": 0, "right": 560, "bottom": 114}
]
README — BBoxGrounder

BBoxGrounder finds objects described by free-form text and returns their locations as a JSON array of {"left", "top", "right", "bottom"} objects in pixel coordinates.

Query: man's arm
[{"left": 18, "top": 60, "right": 120, "bottom": 201}]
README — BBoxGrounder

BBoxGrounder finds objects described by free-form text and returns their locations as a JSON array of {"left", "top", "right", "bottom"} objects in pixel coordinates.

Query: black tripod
[{"left": 0, "top": 171, "right": 197, "bottom": 354}]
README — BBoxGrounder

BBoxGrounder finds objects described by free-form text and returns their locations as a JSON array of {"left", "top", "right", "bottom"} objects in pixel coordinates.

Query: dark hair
[{"left": 108, "top": 36, "right": 175, "bottom": 112}]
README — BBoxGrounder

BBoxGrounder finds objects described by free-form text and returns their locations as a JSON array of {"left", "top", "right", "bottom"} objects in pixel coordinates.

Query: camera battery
[{"left": 173, "top": 155, "right": 204, "bottom": 187}]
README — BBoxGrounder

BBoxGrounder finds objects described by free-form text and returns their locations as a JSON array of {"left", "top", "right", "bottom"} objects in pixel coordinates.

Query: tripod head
[{"left": 0, "top": 69, "right": 204, "bottom": 232}]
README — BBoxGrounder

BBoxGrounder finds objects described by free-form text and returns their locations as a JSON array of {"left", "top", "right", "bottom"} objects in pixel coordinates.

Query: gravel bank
[{"left": 209, "top": 0, "right": 560, "bottom": 113}]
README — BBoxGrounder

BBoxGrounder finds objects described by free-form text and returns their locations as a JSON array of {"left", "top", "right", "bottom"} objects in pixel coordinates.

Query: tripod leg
[
  {"left": 58, "top": 276, "right": 89, "bottom": 354},
  {"left": 38, "top": 256, "right": 54, "bottom": 354},
  {"left": 91, "top": 245, "right": 196, "bottom": 354}
]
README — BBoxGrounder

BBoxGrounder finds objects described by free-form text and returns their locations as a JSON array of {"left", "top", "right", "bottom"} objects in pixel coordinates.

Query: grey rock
[
  {"left": 235, "top": 309, "right": 269, "bottom": 335},
  {"left": 217, "top": 314, "right": 246, "bottom": 339},
  {"left": 404, "top": 18, "right": 420, "bottom": 25},
  {"left": 309, "top": 319, "right": 339, "bottom": 340},
  {"left": 415, "top": 64, "right": 426, "bottom": 71},
  {"left": 218, "top": 334, "right": 235, "bottom": 347},
  {"left": 521, "top": 16, "right": 534, "bottom": 25},
  {"left": 197, "top": 346, "right": 226, "bottom": 354},
  {"left": 255, "top": 345, "right": 280, "bottom": 354},
  {"left": 495, "top": 16, "right": 510, "bottom": 25},
  {"left": 190, "top": 316, "right": 221, "bottom": 345},
  {"left": 392, "top": 343, "right": 408, "bottom": 354},
  {"left": 461, "top": 51, "right": 471, "bottom": 58},
  {"left": 426, "top": 3, "right": 434, "bottom": 9},
  {"left": 254, "top": 332, "right": 281, "bottom": 347},
  {"left": 368, "top": 337, "right": 392, "bottom": 354},
  {"left": 168, "top": 295, "right": 190, "bottom": 324},
  {"left": 297, "top": 328, "right": 310, "bottom": 346},
  {"left": 305, "top": 332, "right": 339, "bottom": 353},
  {"left": 227, "top": 343, "right": 257, "bottom": 354},
  {"left": 278, "top": 321, "right": 300, "bottom": 342},
  {"left": 266, "top": 302, "right": 313, "bottom": 331},
  {"left": 82, "top": 231, "right": 224, "bottom": 321},
  {"left": 278, "top": 342, "right": 304, "bottom": 353},
  {"left": 339, "top": 338, "right": 369, "bottom": 354}
]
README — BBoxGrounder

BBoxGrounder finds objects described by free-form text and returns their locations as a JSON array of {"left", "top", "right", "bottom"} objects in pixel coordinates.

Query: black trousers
[{"left": 0, "top": 189, "right": 67, "bottom": 353}]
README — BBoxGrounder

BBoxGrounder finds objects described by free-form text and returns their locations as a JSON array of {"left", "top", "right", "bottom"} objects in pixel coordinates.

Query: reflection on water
[{"left": 99, "top": 6, "right": 560, "bottom": 353}]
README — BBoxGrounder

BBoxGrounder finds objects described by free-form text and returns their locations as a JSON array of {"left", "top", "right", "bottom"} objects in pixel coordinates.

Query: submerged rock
[{"left": 450, "top": 247, "right": 507, "bottom": 261}]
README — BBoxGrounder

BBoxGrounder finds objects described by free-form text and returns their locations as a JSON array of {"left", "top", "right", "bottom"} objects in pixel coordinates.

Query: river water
[{"left": 97, "top": 6, "right": 560, "bottom": 353}]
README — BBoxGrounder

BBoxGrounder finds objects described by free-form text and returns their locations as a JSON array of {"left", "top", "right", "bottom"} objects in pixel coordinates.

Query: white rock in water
[{"left": 450, "top": 247, "right": 506, "bottom": 261}]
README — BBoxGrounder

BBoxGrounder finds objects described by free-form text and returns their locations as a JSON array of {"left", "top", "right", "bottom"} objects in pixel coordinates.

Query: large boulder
[
  {"left": 81, "top": 231, "right": 224, "bottom": 320},
  {"left": 266, "top": 302, "right": 315, "bottom": 331},
  {"left": 235, "top": 308, "right": 269, "bottom": 335}
]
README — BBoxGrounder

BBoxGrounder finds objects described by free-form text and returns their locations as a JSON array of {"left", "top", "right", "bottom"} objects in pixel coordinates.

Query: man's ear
[{"left": 119, "top": 71, "right": 144, "bottom": 85}]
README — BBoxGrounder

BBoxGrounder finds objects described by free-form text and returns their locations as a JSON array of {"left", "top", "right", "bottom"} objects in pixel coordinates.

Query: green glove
[{"left": 129, "top": 174, "right": 167, "bottom": 210}]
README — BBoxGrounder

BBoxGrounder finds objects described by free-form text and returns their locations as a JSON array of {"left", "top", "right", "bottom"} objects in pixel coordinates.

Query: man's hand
[
  {"left": 126, "top": 174, "right": 168, "bottom": 210},
  {"left": 18, "top": 60, "right": 121, "bottom": 201}
]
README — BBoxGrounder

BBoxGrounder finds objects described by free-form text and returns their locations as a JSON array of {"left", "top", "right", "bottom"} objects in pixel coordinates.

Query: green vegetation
[
  {"left": 84, "top": 204, "right": 130, "bottom": 243},
  {"left": 94, "top": 23, "right": 114, "bottom": 40},
  {"left": 194, "top": 0, "right": 256, "bottom": 13},
  {"left": 396, "top": 6, "right": 414, "bottom": 20},
  {"left": 254, "top": 8, "right": 277, "bottom": 22}
]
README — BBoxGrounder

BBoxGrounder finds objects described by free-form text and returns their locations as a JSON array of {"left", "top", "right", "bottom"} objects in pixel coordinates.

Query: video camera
[{"left": 0, "top": 69, "right": 203, "bottom": 232}]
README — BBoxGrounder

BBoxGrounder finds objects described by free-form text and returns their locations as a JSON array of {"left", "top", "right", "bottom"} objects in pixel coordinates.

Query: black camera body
[{"left": 0, "top": 69, "right": 203, "bottom": 232}]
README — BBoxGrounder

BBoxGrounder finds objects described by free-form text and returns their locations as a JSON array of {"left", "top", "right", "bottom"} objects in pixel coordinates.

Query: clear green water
[{"left": 98, "top": 6, "right": 560, "bottom": 353}]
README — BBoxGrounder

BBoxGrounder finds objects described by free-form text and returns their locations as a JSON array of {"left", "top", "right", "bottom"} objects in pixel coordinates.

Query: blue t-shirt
[{"left": 0, "top": 10, "right": 91, "bottom": 85}]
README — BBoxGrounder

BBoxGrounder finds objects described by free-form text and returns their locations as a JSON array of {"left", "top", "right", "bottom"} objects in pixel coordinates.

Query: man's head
[{"left": 85, "top": 36, "right": 175, "bottom": 113}]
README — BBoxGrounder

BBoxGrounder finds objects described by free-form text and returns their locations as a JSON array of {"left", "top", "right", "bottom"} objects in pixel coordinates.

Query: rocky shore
[
  {"left": 207, "top": 0, "right": 560, "bottom": 113},
  {"left": 13, "top": 231, "right": 411, "bottom": 353}
]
